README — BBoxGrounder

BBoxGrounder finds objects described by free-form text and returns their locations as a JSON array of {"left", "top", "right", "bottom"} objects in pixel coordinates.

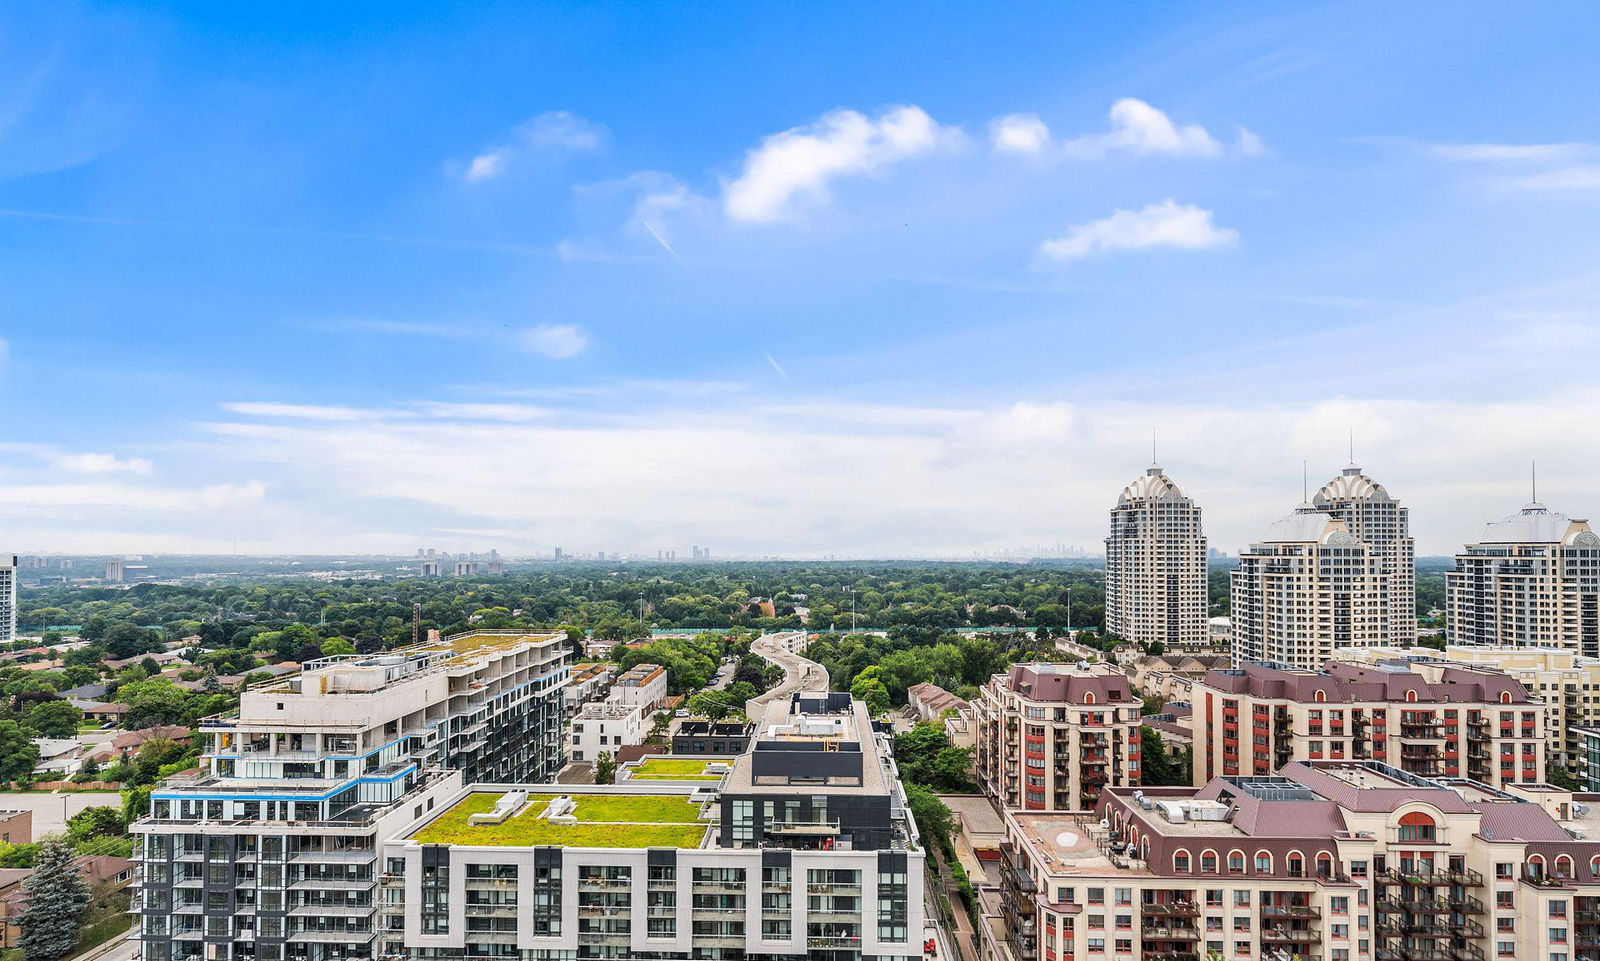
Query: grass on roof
[
  {"left": 411, "top": 792, "right": 706, "bottom": 848},
  {"left": 630, "top": 758, "right": 727, "bottom": 779}
]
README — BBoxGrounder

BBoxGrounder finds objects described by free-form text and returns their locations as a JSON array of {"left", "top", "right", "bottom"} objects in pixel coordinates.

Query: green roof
[
  {"left": 627, "top": 757, "right": 728, "bottom": 781},
  {"left": 411, "top": 792, "right": 708, "bottom": 848}
]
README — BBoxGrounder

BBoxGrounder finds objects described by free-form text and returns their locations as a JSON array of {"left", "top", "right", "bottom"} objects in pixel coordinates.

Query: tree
[
  {"left": 1138, "top": 726, "right": 1192, "bottom": 787},
  {"left": 904, "top": 783, "right": 955, "bottom": 855},
  {"left": 686, "top": 690, "right": 733, "bottom": 721},
  {"left": 320, "top": 638, "right": 356, "bottom": 656},
  {"left": 101, "top": 622, "right": 158, "bottom": 660},
  {"left": 66, "top": 807, "right": 127, "bottom": 847},
  {"left": 849, "top": 666, "right": 891, "bottom": 716},
  {"left": 26, "top": 700, "right": 83, "bottom": 739},
  {"left": 893, "top": 723, "right": 976, "bottom": 792},
  {"left": 15, "top": 837, "right": 90, "bottom": 961},
  {"left": 594, "top": 751, "right": 617, "bottom": 785},
  {"left": 71, "top": 756, "right": 100, "bottom": 784},
  {"left": 0, "top": 721, "right": 39, "bottom": 784}
]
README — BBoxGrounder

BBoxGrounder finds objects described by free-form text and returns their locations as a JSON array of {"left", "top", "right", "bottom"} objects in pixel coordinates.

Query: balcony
[
  {"left": 1141, "top": 925, "right": 1201, "bottom": 941},
  {"left": 1141, "top": 902, "right": 1200, "bottom": 918},
  {"left": 1260, "top": 927, "right": 1320, "bottom": 944},
  {"left": 1260, "top": 903, "right": 1321, "bottom": 919}
]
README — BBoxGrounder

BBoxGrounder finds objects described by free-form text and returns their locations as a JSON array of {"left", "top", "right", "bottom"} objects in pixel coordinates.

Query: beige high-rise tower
[
  {"left": 1104, "top": 464, "right": 1209, "bottom": 650},
  {"left": 1446, "top": 500, "right": 1600, "bottom": 654},
  {"left": 1314, "top": 461, "right": 1417, "bottom": 644},
  {"left": 1231, "top": 503, "right": 1384, "bottom": 669}
]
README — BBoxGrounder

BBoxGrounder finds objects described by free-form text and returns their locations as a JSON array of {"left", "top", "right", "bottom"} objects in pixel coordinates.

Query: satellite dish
[{"left": 1055, "top": 831, "right": 1079, "bottom": 847}]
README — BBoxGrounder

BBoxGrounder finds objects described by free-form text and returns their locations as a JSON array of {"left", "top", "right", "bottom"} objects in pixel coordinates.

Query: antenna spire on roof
[
  {"left": 1302, "top": 460, "right": 1308, "bottom": 503},
  {"left": 1532, "top": 459, "right": 1538, "bottom": 504}
]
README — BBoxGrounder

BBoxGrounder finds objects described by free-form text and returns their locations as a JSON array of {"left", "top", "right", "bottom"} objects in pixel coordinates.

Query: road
[
  {"left": 746, "top": 631, "right": 829, "bottom": 715},
  {"left": 71, "top": 929, "right": 136, "bottom": 961}
]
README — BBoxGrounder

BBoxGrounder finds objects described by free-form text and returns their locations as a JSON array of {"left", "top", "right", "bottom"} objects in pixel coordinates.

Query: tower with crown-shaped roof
[
  {"left": 1314, "top": 462, "right": 1417, "bottom": 644},
  {"left": 1104, "top": 463, "right": 1209, "bottom": 650}
]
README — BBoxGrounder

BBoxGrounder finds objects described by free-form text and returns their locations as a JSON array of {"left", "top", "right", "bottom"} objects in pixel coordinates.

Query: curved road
[{"left": 747, "top": 631, "right": 830, "bottom": 716}]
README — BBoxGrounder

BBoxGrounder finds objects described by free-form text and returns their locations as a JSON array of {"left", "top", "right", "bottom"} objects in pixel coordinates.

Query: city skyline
[{"left": 3, "top": 2, "right": 1599, "bottom": 556}]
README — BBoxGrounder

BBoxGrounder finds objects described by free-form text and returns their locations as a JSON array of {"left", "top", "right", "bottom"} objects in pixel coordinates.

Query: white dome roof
[
  {"left": 1477, "top": 503, "right": 1591, "bottom": 544},
  {"left": 1259, "top": 505, "right": 1343, "bottom": 544}
]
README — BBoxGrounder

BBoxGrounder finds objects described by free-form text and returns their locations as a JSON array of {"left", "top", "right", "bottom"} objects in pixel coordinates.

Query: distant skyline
[{"left": 2, "top": 2, "right": 1599, "bottom": 557}]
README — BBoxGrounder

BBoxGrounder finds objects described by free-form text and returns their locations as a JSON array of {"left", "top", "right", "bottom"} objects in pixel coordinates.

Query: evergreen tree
[{"left": 17, "top": 837, "right": 90, "bottom": 961}]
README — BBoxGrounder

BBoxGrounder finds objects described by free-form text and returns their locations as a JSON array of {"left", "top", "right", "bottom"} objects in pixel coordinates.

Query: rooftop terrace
[
  {"left": 409, "top": 791, "right": 709, "bottom": 848},
  {"left": 624, "top": 757, "right": 729, "bottom": 781}
]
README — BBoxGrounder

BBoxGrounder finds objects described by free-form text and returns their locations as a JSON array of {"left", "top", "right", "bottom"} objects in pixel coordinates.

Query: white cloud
[
  {"left": 459, "top": 111, "right": 606, "bottom": 182},
  {"left": 223, "top": 402, "right": 392, "bottom": 421},
  {"left": 1413, "top": 140, "right": 1600, "bottom": 192},
  {"left": 188, "top": 383, "right": 1600, "bottom": 558},
  {"left": 409, "top": 403, "right": 549, "bottom": 422},
  {"left": 1427, "top": 142, "right": 1596, "bottom": 163},
  {"left": 723, "top": 105, "right": 962, "bottom": 223},
  {"left": 52, "top": 452, "right": 153, "bottom": 475},
  {"left": 1039, "top": 199, "right": 1237, "bottom": 262},
  {"left": 520, "top": 324, "right": 589, "bottom": 359},
  {"left": 990, "top": 113, "right": 1051, "bottom": 154},
  {"left": 1060, "top": 98, "right": 1225, "bottom": 159},
  {"left": 1236, "top": 127, "right": 1266, "bottom": 157}
]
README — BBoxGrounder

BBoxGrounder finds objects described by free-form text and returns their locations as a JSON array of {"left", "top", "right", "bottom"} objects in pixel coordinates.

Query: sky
[{"left": 2, "top": 1, "right": 1600, "bottom": 558}]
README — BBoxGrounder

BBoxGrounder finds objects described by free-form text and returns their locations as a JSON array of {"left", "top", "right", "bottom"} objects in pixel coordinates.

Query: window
[
  {"left": 1254, "top": 852, "right": 1272, "bottom": 874},
  {"left": 1227, "top": 851, "right": 1245, "bottom": 874},
  {"left": 1201, "top": 851, "right": 1218, "bottom": 874},
  {"left": 1397, "top": 812, "right": 1437, "bottom": 842},
  {"left": 1550, "top": 901, "right": 1568, "bottom": 919},
  {"left": 1174, "top": 851, "right": 1191, "bottom": 873}
]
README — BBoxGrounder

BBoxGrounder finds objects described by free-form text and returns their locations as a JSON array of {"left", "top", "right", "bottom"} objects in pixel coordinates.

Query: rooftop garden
[
  {"left": 627, "top": 757, "right": 728, "bottom": 781},
  {"left": 411, "top": 792, "right": 707, "bottom": 848}
]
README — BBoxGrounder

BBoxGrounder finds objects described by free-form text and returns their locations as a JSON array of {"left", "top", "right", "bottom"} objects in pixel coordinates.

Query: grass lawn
[
  {"left": 412, "top": 792, "right": 707, "bottom": 848},
  {"left": 629, "top": 758, "right": 726, "bottom": 780}
]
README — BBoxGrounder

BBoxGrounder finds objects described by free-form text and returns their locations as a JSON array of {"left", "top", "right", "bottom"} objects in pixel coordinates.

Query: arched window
[
  {"left": 1084, "top": 692, "right": 1097, "bottom": 705},
  {"left": 1397, "top": 811, "right": 1436, "bottom": 842},
  {"left": 1500, "top": 691, "right": 1513, "bottom": 704},
  {"left": 1287, "top": 852, "right": 1305, "bottom": 878},
  {"left": 1254, "top": 851, "right": 1273, "bottom": 874},
  {"left": 1314, "top": 690, "right": 1327, "bottom": 703},
  {"left": 1227, "top": 850, "right": 1245, "bottom": 874},
  {"left": 1315, "top": 853, "right": 1335, "bottom": 879},
  {"left": 1405, "top": 689, "right": 1418, "bottom": 703},
  {"left": 1200, "top": 850, "right": 1218, "bottom": 874},
  {"left": 1556, "top": 855, "right": 1574, "bottom": 879},
  {"left": 1174, "top": 850, "right": 1191, "bottom": 873},
  {"left": 1589, "top": 855, "right": 1600, "bottom": 877},
  {"left": 1528, "top": 855, "right": 1546, "bottom": 878}
]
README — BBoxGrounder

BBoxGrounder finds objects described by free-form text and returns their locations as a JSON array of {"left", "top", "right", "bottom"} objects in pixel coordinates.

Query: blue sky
[{"left": 3, "top": 1, "right": 1600, "bottom": 557}]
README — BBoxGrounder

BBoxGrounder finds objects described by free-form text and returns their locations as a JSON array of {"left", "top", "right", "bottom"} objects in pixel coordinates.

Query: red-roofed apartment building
[
  {"left": 1191, "top": 660, "right": 1546, "bottom": 788},
  {"left": 985, "top": 759, "right": 1600, "bottom": 961},
  {"left": 973, "top": 662, "right": 1143, "bottom": 812}
]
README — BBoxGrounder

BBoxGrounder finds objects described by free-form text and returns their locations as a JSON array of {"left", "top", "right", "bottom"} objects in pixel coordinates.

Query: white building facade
[
  {"left": 1104, "top": 466, "right": 1210, "bottom": 651},
  {"left": 1446, "top": 501, "right": 1600, "bottom": 655},
  {"left": 1231, "top": 504, "right": 1383, "bottom": 670},
  {"left": 1314, "top": 463, "right": 1417, "bottom": 645}
]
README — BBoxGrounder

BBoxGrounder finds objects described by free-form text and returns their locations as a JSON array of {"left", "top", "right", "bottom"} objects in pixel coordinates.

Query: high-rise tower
[
  {"left": 1104, "top": 464, "right": 1209, "bottom": 650},
  {"left": 1313, "top": 462, "right": 1417, "bottom": 644}
]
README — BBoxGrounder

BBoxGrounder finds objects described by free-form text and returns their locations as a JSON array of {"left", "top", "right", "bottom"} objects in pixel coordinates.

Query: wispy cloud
[
  {"left": 723, "top": 105, "right": 963, "bottom": 223},
  {"left": 53, "top": 452, "right": 153, "bottom": 475},
  {"left": 992, "top": 98, "right": 1259, "bottom": 160},
  {"left": 765, "top": 353, "right": 790, "bottom": 379},
  {"left": 1038, "top": 199, "right": 1237, "bottom": 262},
  {"left": 1402, "top": 138, "right": 1600, "bottom": 192},
  {"left": 520, "top": 324, "right": 589, "bottom": 359},
  {"left": 456, "top": 111, "right": 607, "bottom": 183},
  {"left": 223, "top": 402, "right": 393, "bottom": 421}
]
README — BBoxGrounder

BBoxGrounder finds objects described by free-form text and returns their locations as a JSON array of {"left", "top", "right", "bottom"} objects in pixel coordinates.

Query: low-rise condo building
[
  {"left": 1190, "top": 660, "right": 1545, "bottom": 787},
  {"left": 376, "top": 691, "right": 926, "bottom": 961},
  {"left": 973, "top": 663, "right": 1143, "bottom": 811},
  {"left": 984, "top": 760, "right": 1600, "bottom": 961}
]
